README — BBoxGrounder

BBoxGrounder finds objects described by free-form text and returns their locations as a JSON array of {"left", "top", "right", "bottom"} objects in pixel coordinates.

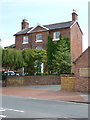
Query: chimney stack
[
  {"left": 72, "top": 9, "right": 78, "bottom": 21},
  {"left": 21, "top": 19, "right": 29, "bottom": 30}
]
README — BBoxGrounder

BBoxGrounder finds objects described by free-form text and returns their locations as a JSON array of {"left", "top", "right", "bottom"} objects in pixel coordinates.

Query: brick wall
[
  {"left": 15, "top": 27, "right": 70, "bottom": 50},
  {"left": 15, "top": 23, "right": 82, "bottom": 61},
  {"left": 73, "top": 47, "right": 90, "bottom": 92},
  {"left": 76, "top": 77, "right": 90, "bottom": 92},
  {"left": 70, "top": 23, "right": 82, "bottom": 60},
  {"left": 5, "top": 75, "right": 60, "bottom": 87}
]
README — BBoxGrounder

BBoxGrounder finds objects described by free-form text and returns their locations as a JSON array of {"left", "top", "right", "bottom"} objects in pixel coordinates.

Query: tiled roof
[
  {"left": 44, "top": 21, "right": 75, "bottom": 30},
  {"left": 14, "top": 21, "right": 75, "bottom": 36},
  {"left": 14, "top": 28, "right": 33, "bottom": 36}
]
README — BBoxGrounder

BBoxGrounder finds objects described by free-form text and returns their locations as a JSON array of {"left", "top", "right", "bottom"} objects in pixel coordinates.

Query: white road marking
[
  {"left": 5, "top": 108, "right": 24, "bottom": 113},
  {"left": 0, "top": 115, "right": 6, "bottom": 118},
  {"left": 0, "top": 107, "right": 24, "bottom": 113},
  {"left": 0, "top": 108, "right": 5, "bottom": 111},
  {"left": 0, "top": 107, "right": 24, "bottom": 118}
]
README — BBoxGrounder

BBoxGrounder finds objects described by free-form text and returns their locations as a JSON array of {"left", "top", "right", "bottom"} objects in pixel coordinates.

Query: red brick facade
[
  {"left": 73, "top": 47, "right": 90, "bottom": 92},
  {"left": 14, "top": 12, "right": 83, "bottom": 60},
  {"left": 70, "top": 23, "right": 82, "bottom": 60}
]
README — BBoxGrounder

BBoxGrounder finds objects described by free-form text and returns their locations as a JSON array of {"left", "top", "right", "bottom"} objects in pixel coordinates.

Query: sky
[{"left": 0, "top": 0, "right": 89, "bottom": 51}]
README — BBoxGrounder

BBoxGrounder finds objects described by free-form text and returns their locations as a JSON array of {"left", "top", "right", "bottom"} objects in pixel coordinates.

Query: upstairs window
[
  {"left": 36, "top": 34, "right": 43, "bottom": 42},
  {"left": 23, "top": 36, "right": 28, "bottom": 44},
  {"left": 53, "top": 32, "right": 60, "bottom": 41}
]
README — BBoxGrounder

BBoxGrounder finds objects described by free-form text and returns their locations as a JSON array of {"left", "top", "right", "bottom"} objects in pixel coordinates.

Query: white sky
[{"left": 0, "top": 0, "right": 89, "bottom": 51}]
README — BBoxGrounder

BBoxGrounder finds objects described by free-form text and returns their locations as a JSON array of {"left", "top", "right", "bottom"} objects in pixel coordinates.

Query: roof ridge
[
  {"left": 16, "top": 21, "right": 74, "bottom": 32},
  {"left": 14, "top": 20, "right": 76, "bottom": 36},
  {"left": 43, "top": 21, "right": 73, "bottom": 26}
]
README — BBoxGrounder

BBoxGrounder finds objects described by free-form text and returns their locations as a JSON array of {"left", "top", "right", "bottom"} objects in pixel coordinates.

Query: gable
[
  {"left": 73, "top": 47, "right": 90, "bottom": 65},
  {"left": 31, "top": 26, "right": 48, "bottom": 32},
  {"left": 70, "top": 21, "right": 83, "bottom": 34},
  {"left": 27, "top": 25, "right": 49, "bottom": 33}
]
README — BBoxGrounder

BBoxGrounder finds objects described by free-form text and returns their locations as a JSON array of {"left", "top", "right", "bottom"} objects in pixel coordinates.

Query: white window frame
[
  {"left": 23, "top": 36, "right": 29, "bottom": 44},
  {"left": 53, "top": 32, "right": 60, "bottom": 41},
  {"left": 41, "top": 63, "right": 44, "bottom": 73},
  {"left": 36, "top": 34, "right": 43, "bottom": 42}
]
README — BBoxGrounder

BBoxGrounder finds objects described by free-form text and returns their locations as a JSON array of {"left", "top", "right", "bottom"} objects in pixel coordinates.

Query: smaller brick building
[{"left": 73, "top": 47, "right": 90, "bottom": 92}]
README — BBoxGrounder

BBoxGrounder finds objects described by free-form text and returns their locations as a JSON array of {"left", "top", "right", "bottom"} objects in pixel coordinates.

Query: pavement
[{"left": 0, "top": 85, "right": 89, "bottom": 104}]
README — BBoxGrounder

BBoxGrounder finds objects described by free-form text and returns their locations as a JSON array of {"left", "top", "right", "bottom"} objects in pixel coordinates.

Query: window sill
[
  {"left": 36, "top": 40, "right": 43, "bottom": 42},
  {"left": 22, "top": 42, "right": 29, "bottom": 44},
  {"left": 53, "top": 39, "right": 60, "bottom": 41}
]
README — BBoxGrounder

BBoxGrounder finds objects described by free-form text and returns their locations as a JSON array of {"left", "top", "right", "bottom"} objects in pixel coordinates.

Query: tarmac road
[{"left": 1, "top": 95, "right": 88, "bottom": 119}]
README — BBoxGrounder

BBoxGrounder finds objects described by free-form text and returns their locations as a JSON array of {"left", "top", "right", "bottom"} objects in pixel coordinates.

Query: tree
[
  {"left": 14, "top": 50, "right": 26, "bottom": 70},
  {"left": 47, "top": 36, "right": 57, "bottom": 74},
  {"left": 2, "top": 48, "right": 16, "bottom": 70},
  {"left": 52, "top": 36, "right": 72, "bottom": 74},
  {"left": 22, "top": 48, "right": 46, "bottom": 74},
  {"left": 34, "top": 49, "right": 46, "bottom": 73},
  {"left": 47, "top": 36, "right": 72, "bottom": 74},
  {"left": 22, "top": 48, "right": 35, "bottom": 75},
  {"left": 2, "top": 48, "right": 46, "bottom": 75},
  {"left": 2, "top": 48, "right": 25, "bottom": 71}
]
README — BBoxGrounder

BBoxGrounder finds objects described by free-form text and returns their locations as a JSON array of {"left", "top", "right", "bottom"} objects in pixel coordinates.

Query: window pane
[
  {"left": 56, "top": 32, "right": 60, "bottom": 39},
  {"left": 36, "top": 34, "right": 42, "bottom": 40},
  {"left": 23, "top": 36, "right": 28, "bottom": 43},
  {"left": 54, "top": 32, "right": 60, "bottom": 39}
]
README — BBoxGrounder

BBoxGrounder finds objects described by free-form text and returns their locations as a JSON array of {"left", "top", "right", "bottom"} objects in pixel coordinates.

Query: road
[{"left": 0, "top": 95, "right": 88, "bottom": 119}]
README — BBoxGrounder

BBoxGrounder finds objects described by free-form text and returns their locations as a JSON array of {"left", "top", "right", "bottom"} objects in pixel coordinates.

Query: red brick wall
[
  {"left": 15, "top": 32, "right": 49, "bottom": 50},
  {"left": 5, "top": 75, "right": 60, "bottom": 86},
  {"left": 15, "top": 35, "right": 31, "bottom": 50},
  {"left": 73, "top": 48, "right": 90, "bottom": 92},
  {"left": 70, "top": 23, "right": 82, "bottom": 60},
  {"left": 15, "top": 28, "right": 70, "bottom": 51},
  {"left": 76, "top": 77, "right": 90, "bottom": 92},
  {"left": 30, "top": 31, "right": 49, "bottom": 49},
  {"left": 15, "top": 23, "right": 82, "bottom": 61},
  {"left": 49, "top": 28, "right": 70, "bottom": 39}
]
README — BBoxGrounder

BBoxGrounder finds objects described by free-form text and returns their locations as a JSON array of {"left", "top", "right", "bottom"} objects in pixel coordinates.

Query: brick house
[
  {"left": 14, "top": 11, "right": 83, "bottom": 73},
  {"left": 73, "top": 47, "right": 90, "bottom": 92}
]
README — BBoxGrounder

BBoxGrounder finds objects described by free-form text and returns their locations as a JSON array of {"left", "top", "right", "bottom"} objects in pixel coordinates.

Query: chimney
[
  {"left": 72, "top": 9, "right": 78, "bottom": 21},
  {"left": 21, "top": 19, "right": 29, "bottom": 30}
]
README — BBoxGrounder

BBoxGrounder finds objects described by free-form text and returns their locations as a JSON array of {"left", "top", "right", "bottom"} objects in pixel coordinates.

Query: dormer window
[
  {"left": 36, "top": 34, "right": 43, "bottom": 42},
  {"left": 23, "top": 36, "right": 28, "bottom": 44},
  {"left": 53, "top": 32, "right": 60, "bottom": 41}
]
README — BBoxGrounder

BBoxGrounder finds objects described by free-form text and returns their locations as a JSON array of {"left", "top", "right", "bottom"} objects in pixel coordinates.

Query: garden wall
[{"left": 4, "top": 75, "right": 60, "bottom": 86}]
